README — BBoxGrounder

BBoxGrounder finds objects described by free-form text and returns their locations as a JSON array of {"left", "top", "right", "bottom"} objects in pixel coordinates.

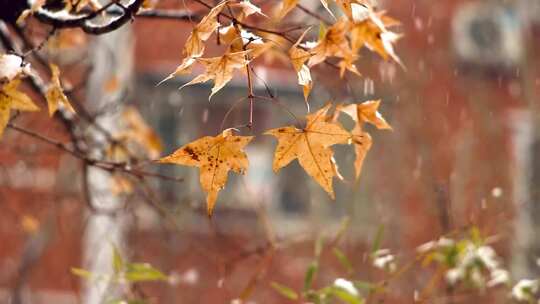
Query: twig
[{"left": 7, "top": 123, "right": 184, "bottom": 183}]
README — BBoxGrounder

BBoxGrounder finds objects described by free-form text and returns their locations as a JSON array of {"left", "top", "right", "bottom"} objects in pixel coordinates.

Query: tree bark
[{"left": 82, "top": 22, "right": 134, "bottom": 304}]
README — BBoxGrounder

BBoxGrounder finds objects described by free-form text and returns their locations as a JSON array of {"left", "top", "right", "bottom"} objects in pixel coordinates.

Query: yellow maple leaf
[
  {"left": 289, "top": 29, "right": 313, "bottom": 102},
  {"left": 159, "top": 1, "right": 228, "bottom": 85},
  {"left": 339, "top": 100, "right": 392, "bottom": 130},
  {"left": 350, "top": 126, "right": 372, "bottom": 180},
  {"left": 186, "top": 1, "right": 228, "bottom": 58},
  {"left": 230, "top": 0, "right": 267, "bottom": 20},
  {"left": 348, "top": 5, "right": 403, "bottom": 66},
  {"left": 181, "top": 50, "right": 251, "bottom": 99},
  {"left": 159, "top": 129, "right": 253, "bottom": 216},
  {"left": 274, "top": 0, "right": 299, "bottom": 20},
  {"left": 265, "top": 104, "right": 351, "bottom": 198},
  {"left": 0, "top": 79, "right": 39, "bottom": 138},
  {"left": 337, "top": 100, "right": 391, "bottom": 179},
  {"left": 308, "top": 18, "right": 352, "bottom": 67},
  {"left": 337, "top": 53, "right": 361, "bottom": 78},
  {"left": 218, "top": 25, "right": 273, "bottom": 58},
  {"left": 46, "top": 64, "right": 75, "bottom": 116}
]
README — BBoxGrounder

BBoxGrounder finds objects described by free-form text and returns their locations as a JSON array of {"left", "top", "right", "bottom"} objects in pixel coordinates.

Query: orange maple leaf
[
  {"left": 46, "top": 64, "right": 76, "bottom": 116},
  {"left": 289, "top": 28, "right": 313, "bottom": 102},
  {"left": 180, "top": 50, "right": 251, "bottom": 99},
  {"left": 265, "top": 104, "right": 351, "bottom": 198},
  {"left": 337, "top": 100, "right": 391, "bottom": 179},
  {"left": 0, "top": 79, "right": 39, "bottom": 138},
  {"left": 159, "top": 129, "right": 253, "bottom": 216}
]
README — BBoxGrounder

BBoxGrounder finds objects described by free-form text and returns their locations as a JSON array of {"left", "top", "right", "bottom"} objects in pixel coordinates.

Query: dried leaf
[
  {"left": 265, "top": 104, "right": 351, "bottom": 198},
  {"left": 231, "top": 0, "right": 267, "bottom": 20},
  {"left": 219, "top": 26, "right": 272, "bottom": 59},
  {"left": 159, "top": 129, "right": 253, "bottom": 216},
  {"left": 351, "top": 127, "right": 372, "bottom": 179},
  {"left": 338, "top": 53, "right": 361, "bottom": 78},
  {"left": 46, "top": 64, "right": 75, "bottom": 116},
  {"left": 180, "top": 50, "right": 251, "bottom": 99},
  {"left": 337, "top": 100, "right": 391, "bottom": 179},
  {"left": 308, "top": 18, "right": 351, "bottom": 67},
  {"left": 348, "top": 6, "right": 403, "bottom": 66},
  {"left": 289, "top": 29, "right": 313, "bottom": 101},
  {"left": 158, "top": 57, "right": 196, "bottom": 86},
  {"left": 0, "top": 79, "right": 39, "bottom": 138},
  {"left": 186, "top": 0, "right": 228, "bottom": 57},
  {"left": 340, "top": 100, "right": 392, "bottom": 130},
  {"left": 160, "top": 1, "right": 229, "bottom": 84}
]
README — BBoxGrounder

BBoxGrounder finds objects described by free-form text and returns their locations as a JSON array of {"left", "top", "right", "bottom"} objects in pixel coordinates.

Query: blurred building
[{"left": 1, "top": 0, "right": 540, "bottom": 303}]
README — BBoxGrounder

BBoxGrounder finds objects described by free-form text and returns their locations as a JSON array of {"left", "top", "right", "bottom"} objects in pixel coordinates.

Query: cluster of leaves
[
  {"left": 157, "top": 0, "right": 400, "bottom": 216},
  {"left": 416, "top": 228, "right": 540, "bottom": 303},
  {"left": 160, "top": 101, "right": 391, "bottom": 216},
  {"left": 418, "top": 228, "right": 509, "bottom": 290},
  {"left": 72, "top": 245, "right": 168, "bottom": 304},
  {"left": 0, "top": 54, "right": 76, "bottom": 136},
  {"left": 161, "top": 0, "right": 401, "bottom": 100},
  {"left": 270, "top": 227, "right": 540, "bottom": 304},
  {"left": 2, "top": 0, "right": 401, "bottom": 216},
  {"left": 271, "top": 223, "right": 391, "bottom": 304}
]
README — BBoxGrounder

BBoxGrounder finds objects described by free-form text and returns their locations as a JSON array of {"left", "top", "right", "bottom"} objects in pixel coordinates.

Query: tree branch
[{"left": 7, "top": 123, "right": 184, "bottom": 183}]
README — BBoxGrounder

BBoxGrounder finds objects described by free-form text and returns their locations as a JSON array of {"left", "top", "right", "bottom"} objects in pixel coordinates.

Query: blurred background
[{"left": 1, "top": 0, "right": 540, "bottom": 303}]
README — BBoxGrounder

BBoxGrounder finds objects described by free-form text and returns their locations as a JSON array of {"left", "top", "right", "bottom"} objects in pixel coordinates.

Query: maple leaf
[
  {"left": 339, "top": 100, "right": 392, "bottom": 130},
  {"left": 218, "top": 25, "right": 272, "bottom": 58},
  {"left": 46, "top": 64, "right": 76, "bottom": 116},
  {"left": 274, "top": 0, "right": 298, "bottom": 20},
  {"left": 337, "top": 53, "right": 361, "bottom": 78},
  {"left": 308, "top": 18, "right": 352, "bottom": 67},
  {"left": 185, "top": 1, "right": 228, "bottom": 58},
  {"left": 347, "top": 4, "right": 403, "bottom": 66},
  {"left": 180, "top": 50, "right": 251, "bottom": 99},
  {"left": 350, "top": 125, "right": 372, "bottom": 180},
  {"left": 230, "top": 0, "right": 267, "bottom": 20},
  {"left": 265, "top": 104, "right": 351, "bottom": 198},
  {"left": 0, "top": 79, "right": 39, "bottom": 138},
  {"left": 289, "top": 29, "right": 313, "bottom": 102},
  {"left": 159, "top": 1, "right": 228, "bottom": 84},
  {"left": 337, "top": 100, "right": 391, "bottom": 179},
  {"left": 159, "top": 129, "right": 253, "bottom": 216}
]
